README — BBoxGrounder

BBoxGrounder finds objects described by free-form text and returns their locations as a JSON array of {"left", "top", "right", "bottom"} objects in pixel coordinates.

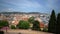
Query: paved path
[{"left": 4, "top": 29, "right": 53, "bottom": 34}]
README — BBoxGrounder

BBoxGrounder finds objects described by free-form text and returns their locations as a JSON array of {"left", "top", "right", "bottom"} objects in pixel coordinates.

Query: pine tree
[
  {"left": 48, "top": 10, "right": 56, "bottom": 33},
  {"left": 56, "top": 13, "right": 60, "bottom": 34}
]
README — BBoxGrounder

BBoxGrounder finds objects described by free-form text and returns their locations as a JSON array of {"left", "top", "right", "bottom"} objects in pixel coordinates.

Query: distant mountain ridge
[{"left": 0, "top": 12, "right": 49, "bottom": 15}]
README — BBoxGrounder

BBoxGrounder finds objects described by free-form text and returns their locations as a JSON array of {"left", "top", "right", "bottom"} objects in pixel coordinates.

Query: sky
[{"left": 0, "top": 0, "right": 60, "bottom": 14}]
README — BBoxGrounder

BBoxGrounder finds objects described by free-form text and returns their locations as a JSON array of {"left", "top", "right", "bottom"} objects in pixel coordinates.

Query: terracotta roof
[{"left": 40, "top": 22, "right": 44, "bottom": 28}]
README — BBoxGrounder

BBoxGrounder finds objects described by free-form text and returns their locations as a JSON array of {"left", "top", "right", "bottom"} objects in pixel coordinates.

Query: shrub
[
  {"left": 11, "top": 25, "right": 16, "bottom": 29},
  {"left": 43, "top": 27, "right": 48, "bottom": 32}
]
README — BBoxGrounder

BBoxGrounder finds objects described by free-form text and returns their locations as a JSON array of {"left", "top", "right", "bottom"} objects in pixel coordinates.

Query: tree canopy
[
  {"left": 0, "top": 20, "right": 9, "bottom": 29},
  {"left": 17, "top": 20, "right": 30, "bottom": 29},
  {"left": 28, "top": 16, "right": 35, "bottom": 23}
]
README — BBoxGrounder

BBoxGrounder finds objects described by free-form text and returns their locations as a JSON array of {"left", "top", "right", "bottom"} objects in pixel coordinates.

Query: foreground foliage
[{"left": 56, "top": 13, "right": 60, "bottom": 34}]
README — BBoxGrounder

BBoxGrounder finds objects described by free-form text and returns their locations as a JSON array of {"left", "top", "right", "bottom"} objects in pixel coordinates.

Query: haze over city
[{"left": 0, "top": 0, "right": 60, "bottom": 14}]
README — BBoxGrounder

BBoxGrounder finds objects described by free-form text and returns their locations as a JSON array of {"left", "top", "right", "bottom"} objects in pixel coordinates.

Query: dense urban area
[{"left": 0, "top": 10, "right": 60, "bottom": 34}]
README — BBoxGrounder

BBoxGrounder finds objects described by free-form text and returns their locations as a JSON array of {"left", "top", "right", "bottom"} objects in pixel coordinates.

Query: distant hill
[{"left": 0, "top": 12, "right": 49, "bottom": 15}]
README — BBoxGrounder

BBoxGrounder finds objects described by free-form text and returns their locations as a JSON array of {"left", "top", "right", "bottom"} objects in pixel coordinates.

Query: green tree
[
  {"left": 28, "top": 16, "right": 34, "bottom": 23},
  {"left": 17, "top": 20, "right": 30, "bottom": 29},
  {"left": 32, "top": 20, "right": 41, "bottom": 31},
  {"left": 48, "top": 10, "right": 56, "bottom": 33},
  {"left": 0, "top": 20, "right": 9, "bottom": 33},
  {"left": 43, "top": 27, "right": 48, "bottom": 32},
  {"left": 11, "top": 25, "right": 16, "bottom": 29},
  {"left": 56, "top": 13, "right": 60, "bottom": 34},
  {"left": 0, "top": 20, "right": 9, "bottom": 28}
]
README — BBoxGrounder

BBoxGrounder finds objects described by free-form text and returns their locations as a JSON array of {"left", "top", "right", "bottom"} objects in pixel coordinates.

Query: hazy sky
[{"left": 0, "top": 0, "right": 60, "bottom": 14}]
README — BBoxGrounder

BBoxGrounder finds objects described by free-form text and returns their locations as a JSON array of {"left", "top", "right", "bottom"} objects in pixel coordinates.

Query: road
[{"left": 4, "top": 29, "right": 53, "bottom": 34}]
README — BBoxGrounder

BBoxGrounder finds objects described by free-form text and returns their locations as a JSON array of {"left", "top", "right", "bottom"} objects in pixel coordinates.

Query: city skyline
[{"left": 0, "top": 0, "right": 60, "bottom": 14}]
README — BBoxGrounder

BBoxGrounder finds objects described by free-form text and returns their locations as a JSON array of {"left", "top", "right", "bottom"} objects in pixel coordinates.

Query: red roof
[{"left": 40, "top": 22, "right": 44, "bottom": 28}]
